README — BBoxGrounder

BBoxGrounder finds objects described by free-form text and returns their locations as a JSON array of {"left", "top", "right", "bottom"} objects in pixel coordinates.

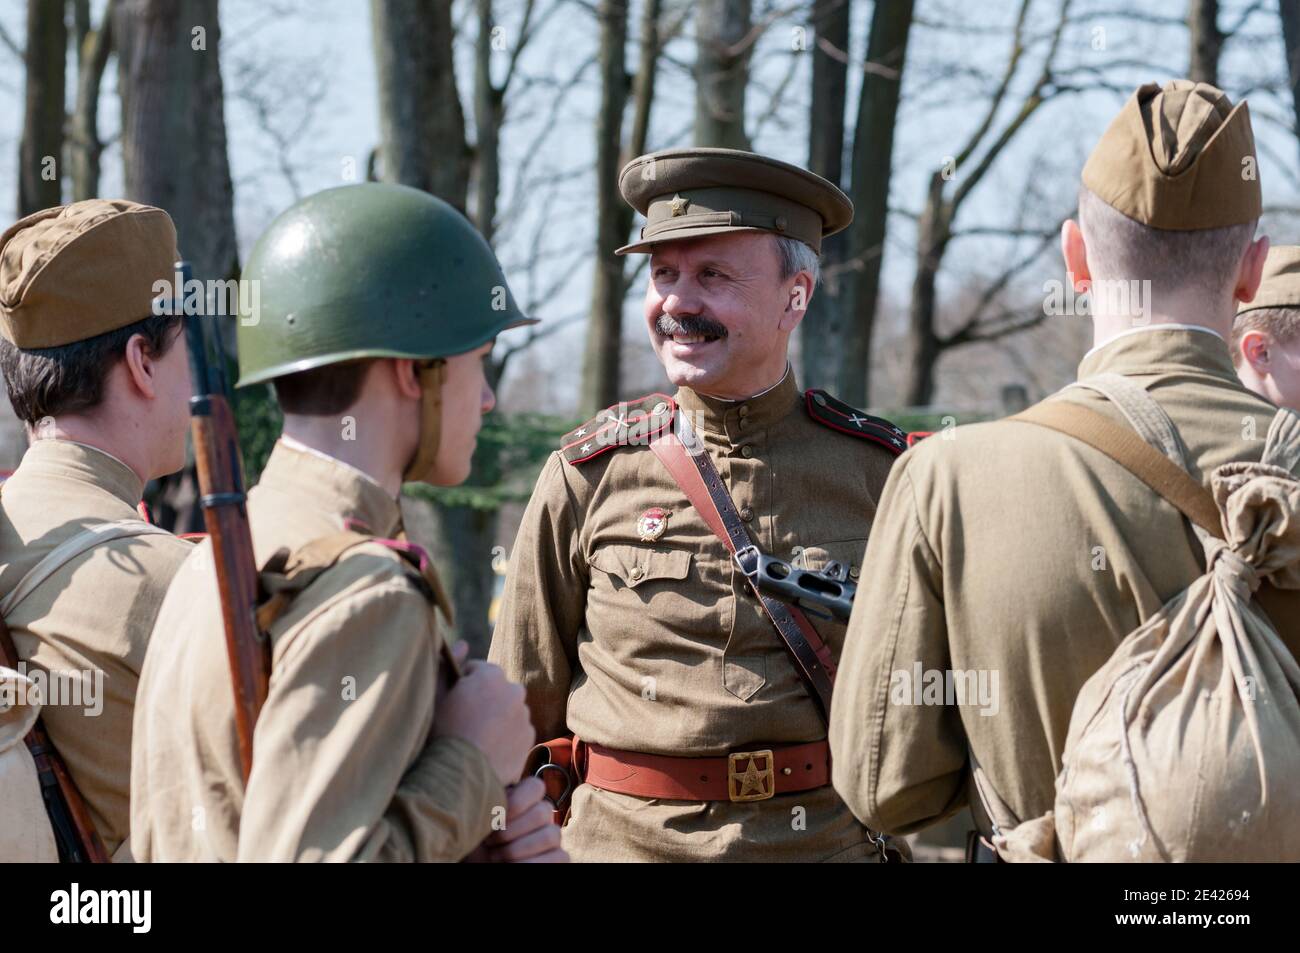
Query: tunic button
[
  {"left": 630, "top": 566, "right": 644, "bottom": 581},
  {"left": 849, "top": 566, "right": 860, "bottom": 580},
  {"left": 652, "top": 402, "right": 667, "bottom": 416},
  {"left": 814, "top": 393, "right": 828, "bottom": 407},
  {"left": 740, "top": 445, "right": 754, "bottom": 458},
  {"left": 738, "top": 405, "right": 750, "bottom": 417},
  {"left": 740, "top": 506, "right": 754, "bottom": 522}
]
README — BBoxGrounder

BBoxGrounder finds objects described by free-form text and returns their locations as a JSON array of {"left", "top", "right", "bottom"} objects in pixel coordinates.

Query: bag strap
[
  {"left": 256, "top": 528, "right": 461, "bottom": 679},
  {"left": 0, "top": 507, "right": 149, "bottom": 864},
  {"left": 1011, "top": 401, "right": 1223, "bottom": 538},
  {"left": 1067, "top": 373, "right": 1189, "bottom": 467},
  {"left": 0, "top": 520, "right": 171, "bottom": 617},
  {"left": 649, "top": 412, "right": 836, "bottom": 722}
]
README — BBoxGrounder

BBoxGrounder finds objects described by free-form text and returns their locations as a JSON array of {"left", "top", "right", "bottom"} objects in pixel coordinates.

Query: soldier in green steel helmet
[{"left": 131, "top": 183, "right": 567, "bottom": 863}]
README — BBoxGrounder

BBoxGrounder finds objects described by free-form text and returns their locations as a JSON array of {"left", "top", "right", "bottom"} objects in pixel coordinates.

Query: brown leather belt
[{"left": 575, "top": 739, "right": 831, "bottom": 802}]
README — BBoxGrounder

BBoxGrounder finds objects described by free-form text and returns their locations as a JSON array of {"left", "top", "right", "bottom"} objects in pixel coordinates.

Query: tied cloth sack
[
  {"left": 990, "top": 373, "right": 1300, "bottom": 862},
  {"left": 0, "top": 665, "right": 58, "bottom": 862}
]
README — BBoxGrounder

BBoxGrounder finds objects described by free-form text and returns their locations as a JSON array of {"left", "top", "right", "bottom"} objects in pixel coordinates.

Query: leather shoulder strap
[
  {"left": 649, "top": 415, "right": 836, "bottom": 722},
  {"left": 1012, "top": 401, "right": 1223, "bottom": 538}
]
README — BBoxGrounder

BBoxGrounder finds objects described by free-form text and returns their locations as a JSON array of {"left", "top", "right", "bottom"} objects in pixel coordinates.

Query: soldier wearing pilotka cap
[
  {"left": 1233, "top": 245, "right": 1300, "bottom": 411},
  {"left": 830, "top": 80, "right": 1300, "bottom": 859},
  {"left": 0, "top": 200, "right": 195, "bottom": 859},
  {"left": 491, "top": 147, "right": 912, "bottom": 862}
]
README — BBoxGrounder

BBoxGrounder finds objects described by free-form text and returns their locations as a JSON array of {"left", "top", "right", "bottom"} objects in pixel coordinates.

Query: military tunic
[
  {"left": 130, "top": 439, "right": 506, "bottom": 862},
  {"left": 491, "top": 371, "right": 901, "bottom": 861},
  {"left": 830, "top": 327, "right": 1300, "bottom": 836},
  {"left": 0, "top": 439, "right": 192, "bottom": 859}
]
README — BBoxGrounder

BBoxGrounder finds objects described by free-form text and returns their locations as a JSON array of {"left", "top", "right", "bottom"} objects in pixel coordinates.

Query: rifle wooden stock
[
  {"left": 181, "top": 261, "right": 268, "bottom": 785},
  {"left": 0, "top": 618, "right": 109, "bottom": 863},
  {"left": 189, "top": 391, "right": 268, "bottom": 782}
]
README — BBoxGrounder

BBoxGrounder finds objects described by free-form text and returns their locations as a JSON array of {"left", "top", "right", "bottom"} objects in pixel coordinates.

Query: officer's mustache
[{"left": 655, "top": 314, "right": 729, "bottom": 341}]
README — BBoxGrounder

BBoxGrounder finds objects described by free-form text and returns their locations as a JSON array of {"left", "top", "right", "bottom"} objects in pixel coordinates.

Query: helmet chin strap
[{"left": 402, "top": 359, "right": 446, "bottom": 483}]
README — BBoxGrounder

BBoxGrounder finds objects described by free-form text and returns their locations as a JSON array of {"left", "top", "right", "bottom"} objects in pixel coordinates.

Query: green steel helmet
[{"left": 236, "top": 182, "right": 536, "bottom": 387}]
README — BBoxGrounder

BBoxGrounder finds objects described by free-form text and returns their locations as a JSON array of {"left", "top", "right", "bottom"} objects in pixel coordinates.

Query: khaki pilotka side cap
[
  {"left": 1082, "top": 80, "right": 1261, "bottom": 230},
  {"left": 615, "top": 147, "right": 853, "bottom": 255},
  {"left": 0, "top": 199, "right": 178, "bottom": 349},
  {"left": 1237, "top": 245, "right": 1300, "bottom": 315}
]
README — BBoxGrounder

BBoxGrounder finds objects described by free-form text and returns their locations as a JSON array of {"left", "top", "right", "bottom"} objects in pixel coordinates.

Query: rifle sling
[{"left": 649, "top": 415, "right": 836, "bottom": 723}]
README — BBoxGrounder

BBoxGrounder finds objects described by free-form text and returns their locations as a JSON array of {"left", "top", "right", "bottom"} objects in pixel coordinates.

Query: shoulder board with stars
[
  {"left": 561, "top": 393, "right": 677, "bottom": 466},
  {"left": 804, "top": 389, "right": 908, "bottom": 456}
]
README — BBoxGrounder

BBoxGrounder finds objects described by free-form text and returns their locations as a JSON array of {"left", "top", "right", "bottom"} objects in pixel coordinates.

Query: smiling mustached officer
[{"left": 490, "top": 148, "right": 910, "bottom": 862}]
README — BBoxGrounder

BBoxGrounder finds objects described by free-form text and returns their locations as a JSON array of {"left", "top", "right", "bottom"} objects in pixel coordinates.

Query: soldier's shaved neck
[{"left": 1073, "top": 186, "right": 1260, "bottom": 338}]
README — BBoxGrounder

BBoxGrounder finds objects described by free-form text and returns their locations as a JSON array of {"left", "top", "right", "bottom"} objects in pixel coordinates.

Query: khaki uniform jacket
[
  {"left": 490, "top": 371, "right": 900, "bottom": 861},
  {"left": 0, "top": 439, "right": 191, "bottom": 858},
  {"left": 830, "top": 328, "right": 1300, "bottom": 836},
  {"left": 130, "top": 440, "right": 506, "bottom": 862}
]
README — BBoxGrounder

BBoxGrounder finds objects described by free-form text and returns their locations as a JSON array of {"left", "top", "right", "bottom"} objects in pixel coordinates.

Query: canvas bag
[
  {"left": 0, "top": 663, "right": 57, "bottom": 861},
  {"left": 991, "top": 373, "right": 1300, "bottom": 862},
  {"left": 0, "top": 518, "right": 168, "bottom": 863}
]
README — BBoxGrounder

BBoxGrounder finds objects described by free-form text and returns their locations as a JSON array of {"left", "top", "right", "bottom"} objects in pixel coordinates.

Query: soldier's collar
[
  {"left": 261, "top": 438, "right": 402, "bottom": 538},
  {"left": 1077, "top": 324, "right": 1238, "bottom": 383},
  {"left": 20, "top": 438, "right": 144, "bottom": 507},
  {"left": 674, "top": 366, "right": 800, "bottom": 435}
]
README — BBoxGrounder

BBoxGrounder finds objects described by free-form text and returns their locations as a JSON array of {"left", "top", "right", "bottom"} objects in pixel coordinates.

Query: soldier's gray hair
[
  {"left": 773, "top": 234, "right": 821, "bottom": 290},
  {"left": 1078, "top": 186, "right": 1256, "bottom": 302}
]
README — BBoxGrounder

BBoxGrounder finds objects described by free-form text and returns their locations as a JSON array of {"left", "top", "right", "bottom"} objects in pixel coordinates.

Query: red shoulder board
[
  {"left": 561, "top": 394, "right": 676, "bottom": 466},
  {"left": 804, "top": 389, "right": 907, "bottom": 456}
]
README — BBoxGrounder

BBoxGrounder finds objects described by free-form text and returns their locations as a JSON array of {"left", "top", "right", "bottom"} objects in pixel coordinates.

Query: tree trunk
[
  {"left": 18, "top": 0, "right": 68, "bottom": 216},
  {"left": 1280, "top": 0, "right": 1300, "bottom": 167},
  {"left": 580, "top": 0, "right": 662, "bottom": 414},
  {"left": 903, "top": 172, "right": 947, "bottom": 406},
  {"left": 70, "top": 0, "right": 116, "bottom": 202},
  {"left": 694, "top": 0, "right": 751, "bottom": 149},
  {"left": 371, "top": 0, "right": 501, "bottom": 656},
  {"left": 1187, "top": 0, "right": 1222, "bottom": 86},
  {"left": 116, "top": 0, "right": 237, "bottom": 284},
  {"left": 473, "top": 0, "right": 502, "bottom": 242},
  {"left": 839, "top": 0, "right": 913, "bottom": 406},
  {"left": 580, "top": 0, "right": 631, "bottom": 415},
  {"left": 116, "top": 0, "right": 237, "bottom": 534},
  {"left": 371, "top": 0, "right": 470, "bottom": 210},
  {"left": 800, "top": 0, "right": 849, "bottom": 393}
]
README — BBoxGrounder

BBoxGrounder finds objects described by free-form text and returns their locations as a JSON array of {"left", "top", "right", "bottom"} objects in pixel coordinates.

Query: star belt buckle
[{"left": 727, "top": 749, "right": 776, "bottom": 802}]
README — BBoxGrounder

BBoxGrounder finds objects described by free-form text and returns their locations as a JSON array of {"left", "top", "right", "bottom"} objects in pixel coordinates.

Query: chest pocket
[
  {"left": 588, "top": 544, "right": 692, "bottom": 590},
  {"left": 794, "top": 538, "right": 868, "bottom": 581}
]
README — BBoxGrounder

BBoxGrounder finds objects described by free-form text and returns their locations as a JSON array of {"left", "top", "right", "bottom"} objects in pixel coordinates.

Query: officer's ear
[
  {"left": 1061, "top": 219, "right": 1091, "bottom": 294},
  {"left": 779, "top": 270, "right": 814, "bottom": 333},
  {"left": 1234, "top": 234, "right": 1270, "bottom": 305}
]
